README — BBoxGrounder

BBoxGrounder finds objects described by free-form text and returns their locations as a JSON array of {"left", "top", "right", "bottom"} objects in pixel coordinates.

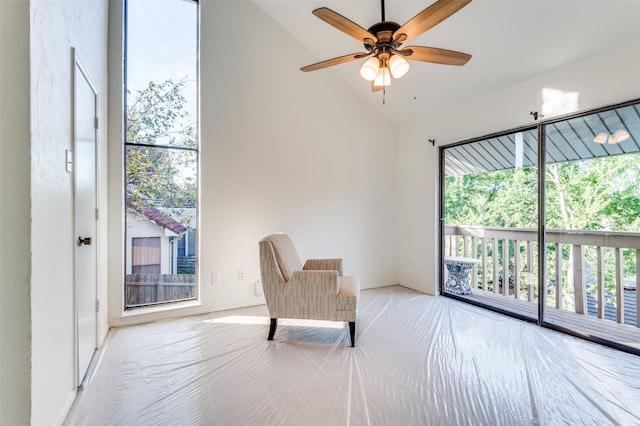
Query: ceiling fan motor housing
[{"left": 366, "top": 21, "right": 401, "bottom": 48}]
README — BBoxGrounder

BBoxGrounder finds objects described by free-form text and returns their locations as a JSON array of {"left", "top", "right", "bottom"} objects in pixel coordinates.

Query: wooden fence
[{"left": 125, "top": 274, "right": 196, "bottom": 307}]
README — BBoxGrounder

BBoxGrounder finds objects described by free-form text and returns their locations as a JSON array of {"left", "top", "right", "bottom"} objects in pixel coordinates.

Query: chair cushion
[{"left": 263, "top": 234, "right": 302, "bottom": 282}]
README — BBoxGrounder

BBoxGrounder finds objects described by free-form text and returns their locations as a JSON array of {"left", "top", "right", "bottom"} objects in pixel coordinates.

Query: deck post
[
  {"left": 492, "top": 238, "right": 499, "bottom": 293},
  {"left": 636, "top": 249, "right": 640, "bottom": 328},
  {"left": 481, "top": 238, "right": 488, "bottom": 290},
  {"left": 527, "top": 241, "right": 534, "bottom": 302},
  {"left": 471, "top": 236, "right": 478, "bottom": 289},
  {"left": 502, "top": 239, "right": 509, "bottom": 296},
  {"left": 573, "top": 244, "right": 586, "bottom": 315},
  {"left": 615, "top": 247, "right": 624, "bottom": 324},
  {"left": 463, "top": 235, "right": 469, "bottom": 257},
  {"left": 514, "top": 240, "right": 520, "bottom": 299},
  {"left": 597, "top": 246, "right": 605, "bottom": 319},
  {"left": 555, "top": 243, "right": 561, "bottom": 309}
]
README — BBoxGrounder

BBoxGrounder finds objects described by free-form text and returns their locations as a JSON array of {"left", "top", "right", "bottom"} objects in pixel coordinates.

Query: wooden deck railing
[{"left": 444, "top": 225, "right": 640, "bottom": 327}]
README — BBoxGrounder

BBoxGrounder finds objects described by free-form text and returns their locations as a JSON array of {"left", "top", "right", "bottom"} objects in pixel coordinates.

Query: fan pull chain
[{"left": 383, "top": 87, "right": 386, "bottom": 105}]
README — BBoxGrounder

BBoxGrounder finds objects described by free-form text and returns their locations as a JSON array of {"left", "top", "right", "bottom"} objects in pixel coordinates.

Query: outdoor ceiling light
[
  {"left": 594, "top": 133, "right": 608, "bottom": 144},
  {"left": 593, "top": 129, "right": 630, "bottom": 144},
  {"left": 611, "top": 129, "right": 630, "bottom": 144}
]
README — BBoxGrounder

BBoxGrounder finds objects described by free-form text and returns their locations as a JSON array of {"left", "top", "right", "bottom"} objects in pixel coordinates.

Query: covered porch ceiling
[{"left": 444, "top": 101, "right": 640, "bottom": 177}]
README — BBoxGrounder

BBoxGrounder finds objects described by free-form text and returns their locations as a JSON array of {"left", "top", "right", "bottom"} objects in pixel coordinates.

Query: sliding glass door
[
  {"left": 441, "top": 99, "right": 640, "bottom": 355},
  {"left": 442, "top": 128, "right": 539, "bottom": 322},
  {"left": 540, "top": 104, "right": 640, "bottom": 352}
]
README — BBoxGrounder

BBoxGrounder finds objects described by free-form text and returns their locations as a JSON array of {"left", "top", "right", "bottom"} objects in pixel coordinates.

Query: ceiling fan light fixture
[
  {"left": 593, "top": 133, "right": 608, "bottom": 144},
  {"left": 389, "top": 54, "right": 410, "bottom": 79},
  {"left": 374, "top": 67, "right": 391, "bottom": 87},
  {"left": 360, "top": 57, "right": 380, "bottom": 81},
  {"left": 301, "top": 2, "right": 473, "bottom": 93}
]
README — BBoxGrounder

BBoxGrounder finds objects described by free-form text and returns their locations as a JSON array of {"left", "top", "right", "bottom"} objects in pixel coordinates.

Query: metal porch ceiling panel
[{"left": 445, "top": 103, "right": 640, "bottom": 177}]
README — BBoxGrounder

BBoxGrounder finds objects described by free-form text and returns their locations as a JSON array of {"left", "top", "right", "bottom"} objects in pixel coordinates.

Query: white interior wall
[
  {"left": 29, "top": 0, "right": 109, "bottom": 424},
  {"left": 108, "top": 1, "right": 399, "bottom": 326},
  {"left": 199, "top": 0, "right": 398, "bottom": 308},
  {"left": 6, "top": 0, "right": 640, "bottom": 423},
  {"left": 0, "top": 2, "right": 32, "bottom": 425},
  {"left": 107, "top": 1, "right": 125, "bottom": 326},
  {"left": 398, "top": 39, "right": 640, "bottom": 296}
]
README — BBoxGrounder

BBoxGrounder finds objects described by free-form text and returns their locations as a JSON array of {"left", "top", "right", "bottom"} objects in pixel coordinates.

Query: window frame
[{"left": 122, "top": 0, "right": 200, "bottom": 310}]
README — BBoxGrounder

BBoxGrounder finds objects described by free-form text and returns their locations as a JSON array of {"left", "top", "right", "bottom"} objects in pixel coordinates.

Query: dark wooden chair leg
[
  {"left": 268, "top": 318, "right": 277, "bottom": 340},
  {"left": 349, "top": 321, "right": 356, "bottom": 347}
]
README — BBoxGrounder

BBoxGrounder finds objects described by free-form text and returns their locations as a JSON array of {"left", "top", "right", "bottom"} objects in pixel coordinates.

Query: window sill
[{"left": 111, "top": 299, "right": 210, "bottom": 328}]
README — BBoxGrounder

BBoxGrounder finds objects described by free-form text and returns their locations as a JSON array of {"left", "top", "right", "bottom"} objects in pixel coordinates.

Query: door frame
[
  {"left": 72, "top": 48, "right": 100, "bottom": 387},
  {"left": 438, "top": 97, "right": 640, "bottom": 356}
]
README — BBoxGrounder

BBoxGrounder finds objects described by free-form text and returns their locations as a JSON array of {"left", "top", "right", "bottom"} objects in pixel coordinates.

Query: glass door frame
[
  {"left": 438, "top": 122, "right": 539, "bottom": 325},
  {"left": 439, "top": 97, "right": 640, "bottom": 356}
]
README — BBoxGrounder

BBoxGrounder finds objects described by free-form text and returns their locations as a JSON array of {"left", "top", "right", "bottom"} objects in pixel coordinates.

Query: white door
[{"left": 74, "top": 54, "right": 98, "bottom": 386}]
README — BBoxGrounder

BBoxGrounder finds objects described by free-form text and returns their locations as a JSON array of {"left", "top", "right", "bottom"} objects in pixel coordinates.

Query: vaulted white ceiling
[{"left": 254, "top": 0, "right": 640, "bottom": 126}]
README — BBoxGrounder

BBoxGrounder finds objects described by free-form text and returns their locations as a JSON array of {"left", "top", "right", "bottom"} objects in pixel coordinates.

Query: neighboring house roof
[
  {"left": 581, "top": 265, "right": 637, "bottom": 326},
  {"left": 142, "top": 207, "right": 187, "bottom": 235},
  {"left": 587, "top": 288, "right": 637, "bottom": 327}
]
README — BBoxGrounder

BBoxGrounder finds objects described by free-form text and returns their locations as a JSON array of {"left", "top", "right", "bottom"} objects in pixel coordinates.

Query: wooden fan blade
[
  {"left": 399, "top": 46, "right": 471, "bottom": 66},
  {"left": 371, "top": 81, "right": 384, "bottom": 92},
  {"left": 313, "top": 7, "right": 378, "bottom": 45},
  {"left": 301, "top": 52, "right": 371, "bottom": 72},
  {"left": 393, "top": 0, "right": 472, "bottom": 44}
]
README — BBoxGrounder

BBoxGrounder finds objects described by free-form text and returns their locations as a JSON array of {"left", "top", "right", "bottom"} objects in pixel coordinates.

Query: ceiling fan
[{"left": 301, "top": 0, "right": 472, "bottom": 91}]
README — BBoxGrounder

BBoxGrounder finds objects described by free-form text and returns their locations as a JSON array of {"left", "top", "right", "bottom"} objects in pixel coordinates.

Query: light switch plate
[{"left": 65, "top": 150, "right": 73, "bottom": 173}]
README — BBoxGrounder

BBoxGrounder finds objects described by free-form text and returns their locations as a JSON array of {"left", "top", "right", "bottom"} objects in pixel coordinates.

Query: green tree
[
  {"left": 545, "top": 156, "right": 640, "bottom": 231},
  {"left": 445, "top": 153, "right": 640, "bottom": 296},
  {"left": 446, "top": 154, "right": 640, "bottom": 232},
  {"left": 125, "top": 79, "right": 197, "bottom": 222},
  {"left": 546, "top": 156, "right": 640, "bottom": 284},
  {"left": 444, "top": 167, "right": 537, "bottom": 228}
]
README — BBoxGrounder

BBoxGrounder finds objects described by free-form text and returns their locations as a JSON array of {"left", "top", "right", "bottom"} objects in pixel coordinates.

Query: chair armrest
[
  {"left": 303, "top": 258, "right": 343, "bottom": 276},
  {"left": 289, "top": 270, "right": 339, "bottom": 295}
]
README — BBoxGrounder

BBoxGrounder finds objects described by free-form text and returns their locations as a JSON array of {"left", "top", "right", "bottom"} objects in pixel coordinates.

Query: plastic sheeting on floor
[{"left": 66, "top": 286, "right": 640, "bottom": 425}]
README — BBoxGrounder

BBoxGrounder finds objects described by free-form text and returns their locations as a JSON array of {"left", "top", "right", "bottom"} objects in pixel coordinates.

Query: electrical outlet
[
  {"left": 213, "top": 273, "right": 221, "bottom": 285},
  {"left": 377, "top": 258, "right": 383, "bottom": 267},
  {"left": 238, "top": 270, "right": 245, "bottom": 281}
]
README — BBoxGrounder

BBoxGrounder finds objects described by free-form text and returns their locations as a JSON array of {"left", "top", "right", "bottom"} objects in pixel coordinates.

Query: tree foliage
[
  {"left": 125, "top": 79, "right": 197, "bottom": 221},
  {"left": 445, "top": 167, "right": 538, "bottom": 228},
  {"left": 444, "top": 153, "right": 640, "bottom": 294},
  {"left": 127, "top": 79, "right": 196, "bottom": 149},
  {"left": 445, "top": 154, "right": 640, "bottom": 232},
  {"left": 545, "top": 156, "right": 640, "bottom": 231}
]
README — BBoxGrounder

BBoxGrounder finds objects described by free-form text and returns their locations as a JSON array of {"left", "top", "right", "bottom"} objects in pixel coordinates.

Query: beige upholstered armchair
[{"left": 259, "top": 234, "right": 360, "bottom": 346}]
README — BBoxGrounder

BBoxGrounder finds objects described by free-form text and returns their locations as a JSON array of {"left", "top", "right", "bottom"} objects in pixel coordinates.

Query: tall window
[{"left": 124, "top": 0, "right": 199, "bottom": 308}]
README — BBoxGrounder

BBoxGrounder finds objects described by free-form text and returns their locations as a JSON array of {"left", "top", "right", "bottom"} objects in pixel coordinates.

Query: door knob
[{"left": 77, "top": 236, "right": 92, "bottom": 246}]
